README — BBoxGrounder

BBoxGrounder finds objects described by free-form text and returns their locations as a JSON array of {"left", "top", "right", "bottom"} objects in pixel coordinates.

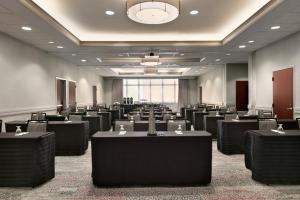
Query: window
[{"left": 123, "top": 79, "right": 178, "bottom": 103}]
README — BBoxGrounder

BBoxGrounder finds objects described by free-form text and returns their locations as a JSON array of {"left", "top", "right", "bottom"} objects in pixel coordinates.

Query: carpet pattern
[{"left": 1, "top": 141, "right": 300, "bottom": 200}]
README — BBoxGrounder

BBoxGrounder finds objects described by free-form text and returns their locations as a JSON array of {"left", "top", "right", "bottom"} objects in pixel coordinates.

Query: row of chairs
[
  {"left": 128, "top": 113, "right": 176, "bottom": 121},
  {"left": 258, "top": 118, "right": 300, "bottom": 130},
  {"left": 115, "top": 120, "right": 187, "bottom": 132}
]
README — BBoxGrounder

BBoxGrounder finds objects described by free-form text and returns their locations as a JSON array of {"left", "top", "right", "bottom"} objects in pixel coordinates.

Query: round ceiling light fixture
[{"left": 127, "top": 0, "right": 180, "bottom": 24}]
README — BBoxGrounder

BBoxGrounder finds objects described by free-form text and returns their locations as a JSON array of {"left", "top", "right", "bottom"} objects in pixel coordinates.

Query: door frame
[
  {"left": 69, "top": 80, "right": 77, "bottom": 109},
  {"left": 55, "top": 77, "right": 67, "bottom": 111}
]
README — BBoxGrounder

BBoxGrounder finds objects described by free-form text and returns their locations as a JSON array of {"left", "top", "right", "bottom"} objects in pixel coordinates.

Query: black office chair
[
  {"left": 31, "top": 112, "right": 47, "bottom": 121},
  {"left": 167, "top": 120, "right": 187, "bottom": 131},
  {"left": 296, "top": 118, "right": 300, "bottom": 130},
  {"left": 68, "top": 115, "right": 83, "bottom": 121},
  {"left": 224, "top": 113, "right": 238, "bottom": 120},
  {"left": 258, "top": 118, "right": 278, "bottom": 130},
  {"left": 0, "top": 119, "right": 2, "bottom": 132},
  {"left": 27, "top": 120, "right": 48, "bottom": 132},
  {"left": 115, "top": 120, "right": 134, "bottom": 132}
]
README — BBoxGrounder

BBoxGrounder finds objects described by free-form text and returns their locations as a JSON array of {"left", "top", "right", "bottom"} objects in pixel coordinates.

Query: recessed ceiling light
[
  {"left": 21, "top": 26, "right": 32, "bottom": 31},
  {"left": 118, "top": 54, "right": 124, "bottom": 57},
  {"left": 48, "top": 41, "right": 55, "bottom": 44},
  {"left": 72, "top": 53, "right": 77, "bottom": 56},
  {"left": 81, "top": 59, "right": 87, "bottom": 62},
  {"left": 180, "top": 53, "right": 185, "bottom": 56},
  {"left": 200, "top": 57, "right": 206, "bottom": 62},
  {"left": 190, "top": 10, "right": 199, "bottom": 15},
  {"left": 216, "top": 58, "right": 221, "bottom": 62},
  {"left": 195, "top": 70, "right": 199, "bottom": 73},
  {"left": 239, "top": 45, "right": 246, "bottom": 49},
  {"left": 271, "top": 25, "right": 281, "bottom": 30},
  {"left": 105, "top": 10, "right": 115, "bottom": 16},
  {"left": 96, "top": 57, "right": 102, "bottom": 63},
  {"left": 57, "top": 46, "right": 64, "bottom": 49},
  {"left": 248, "top": 40, "right": 255, "bottom": 43},
  {"left": 226, "top": 53, "right": 231, "bottom": 56}
]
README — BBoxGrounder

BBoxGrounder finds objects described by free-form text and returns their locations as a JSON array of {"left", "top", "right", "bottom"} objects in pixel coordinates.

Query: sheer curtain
[
  {"left": 178, "top": 79, "right": 190, "bottom": 110},
  {"left": 112, "top": 79, "right": 123, "bottom": 103}
]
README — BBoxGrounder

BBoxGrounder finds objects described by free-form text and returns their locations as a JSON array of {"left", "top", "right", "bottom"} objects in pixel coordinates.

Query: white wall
[
  {"left": 197, "top": 66, "right": 226, "bottom": 105},
  {"left": 0, "top": 32, "right": 103, "bottom": 130},
  {"left": 250, "top": 31, "right": 300, "bottom": 118},
  {"left": 103, "top": 78, "right": 113, "bottom": 106}
]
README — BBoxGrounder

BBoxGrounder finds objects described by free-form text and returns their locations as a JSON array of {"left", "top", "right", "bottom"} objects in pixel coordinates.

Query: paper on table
[
  {"left": 15, "top": 132, "right": 29, "bottom": 136},
  {"left": 271, "top": 129, "right": 285, "bottom": 134},
  {"left": 175, "top": 130, "right": 183, "bottom": 135},
  {"left": 119, "top": 131, "right": 127, "bottom": 135}
]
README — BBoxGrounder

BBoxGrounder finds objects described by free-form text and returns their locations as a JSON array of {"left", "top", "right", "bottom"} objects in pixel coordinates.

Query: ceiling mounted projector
[
  {"left": 140, "top": 52, "right": 162, "bottom": 66},
  {"left": 127, "top": 0, "right": 180, "bottom": 24}
]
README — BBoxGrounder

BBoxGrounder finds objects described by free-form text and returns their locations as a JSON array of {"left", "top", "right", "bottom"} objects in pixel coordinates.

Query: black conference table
[
  {"left": 0, "top": 132, "right": 55, "bottom": 187},
  {"left": 184, "top": 108, "right": 199, "bottom": 123},
  {"left": 140, "top": 115, "right": 163, "bottom": 121},
  {"left": 47, "top": 121, "right": 89, "bottom": 155},
  {"left": 82, "top": 115, "right": 102, "bottom": 137},
  {"left": 277, "top": 119, "right": 299, "bottom": 130},
  {"left": 109, "top": 109, "right": 121, "bottom": 123},
  {"left": 245, "top": 130, "right": 300, "bottom": 184},
  {"left": 217, "top": 120, "right": 258, "bottom": 154},
  {"left": 91, "top": 131, "right": 212, "bottom": 186},
  {"left": 97, "top": 112, "right": 111, "bottom": 131},
  {"left": 193, "top": 112, "right": 209, "bottom": 130},
  {"left": 204, "top": 115, "right": 225, "bottom": 139},
  {"left": 5, "top": 121, "right": 89, "bottom": 155},
  {"left": 45, "top": 115, "right": 65, "bottom": 121}
]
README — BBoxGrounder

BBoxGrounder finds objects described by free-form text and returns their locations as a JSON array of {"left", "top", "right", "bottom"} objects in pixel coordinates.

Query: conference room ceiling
[{"left": 0, "top": 0, "right": 300, "bottom": 77}]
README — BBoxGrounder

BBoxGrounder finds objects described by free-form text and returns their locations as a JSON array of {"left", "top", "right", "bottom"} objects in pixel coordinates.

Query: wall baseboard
[{"left": 0, "top": 105, "right": 57, "bottom": 117}]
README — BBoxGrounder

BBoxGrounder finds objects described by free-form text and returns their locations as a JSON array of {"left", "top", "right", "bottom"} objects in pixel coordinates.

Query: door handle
[{"left": 287, "top": 107, "right": 293, "bottom": 111}]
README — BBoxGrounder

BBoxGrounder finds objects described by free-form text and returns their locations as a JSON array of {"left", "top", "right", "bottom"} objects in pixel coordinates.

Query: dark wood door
[
  {"left": 93, "top": 86, "right": 97, "bottom": 106},
  {"left": 273, "top": 68, "right": 293, "bottom": 119},
  {"left": 69, "top": 81, "right": 76, "bottom": 109},
  {"left": 199, "top": 86, "right": 202, "bottom": 104},
  {"left": 236, "top": 81, "right": 249, "bottom": 111}
]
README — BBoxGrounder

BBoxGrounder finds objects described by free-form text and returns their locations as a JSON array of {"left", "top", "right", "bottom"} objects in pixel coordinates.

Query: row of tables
[
  {"left": 113, "top": 120, "right": 192, "bottom": 132},
  {"left": 5, "top": 120, "right": 89, "bottom": 156},
  {"left": 0, "top": 129, "right": 212, "bottom": 187}
]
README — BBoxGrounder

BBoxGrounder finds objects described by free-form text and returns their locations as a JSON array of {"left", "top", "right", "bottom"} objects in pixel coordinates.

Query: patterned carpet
[{"left": 1, "top": 141, "right": 300, "bottom": 200}]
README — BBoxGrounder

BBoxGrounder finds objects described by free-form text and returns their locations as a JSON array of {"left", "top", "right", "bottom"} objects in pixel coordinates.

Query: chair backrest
[
  {"left": 237, "top": 111, "right": 248, "bottom": 116},
  {"left": 129, "top": 114, "right": 141, "bottom": 121},
  {"left": 27, "top": 121, "right": 47, "bottom": 132},
  {"left": 224, "top": 114, "right": 238, "bottom": 121},
  {"left": 163, "top": 114, "right": 176, "bottom": 121},
  {"left": 86, "top": 111, "right": 98, "bottom": 116},
  {"left": 77, "top": 106, "right": 86, "bottom": 113},
  {"left": 0, "top": 119, "right": 2, "bottom": 132},
  {"left": 297, "top": 118, "right": 300, "bottom": 130},
  {"left": 69, "top": 115, "right": 83, "bottom": 121},
  {"left": 258, "top": 110, "right": 273, "bottom": 118},
  {"left": 258, "top": 118, "right": 277, "bottom": 130},
  {"left": 167, "top": 120, "right": 186, "bottom": 131},
  {"left": 115, "top": 121, "right": 134, "bottom": 131},
  {"left": 31, "top": 112, "right": 46, "bottom": 121},
  {"left": 208, "top": 111, "right": 218, "bottom": 116}
]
